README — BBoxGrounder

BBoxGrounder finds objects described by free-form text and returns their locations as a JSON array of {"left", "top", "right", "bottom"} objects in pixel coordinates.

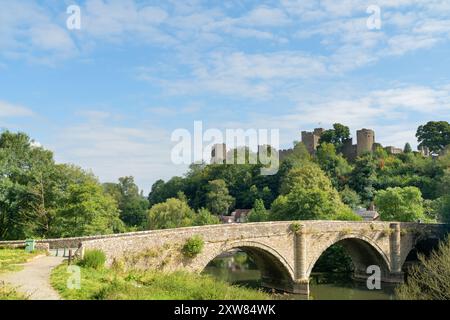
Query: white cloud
[
  {"left": 52, "top": 112, "right": 187, "bottom": 193},
  {"left": 0, "top": 101, "right": 34, "bottom": 118}
]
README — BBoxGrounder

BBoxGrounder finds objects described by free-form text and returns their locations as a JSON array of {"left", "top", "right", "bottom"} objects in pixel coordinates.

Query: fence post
[{"left": 68, "top": 249, "right": 73, "bottom": 265}]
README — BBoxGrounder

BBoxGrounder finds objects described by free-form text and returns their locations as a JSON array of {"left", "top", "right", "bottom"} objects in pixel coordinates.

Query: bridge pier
[{"left": 260, "top": 277, "right": 310, "bottom": 296}]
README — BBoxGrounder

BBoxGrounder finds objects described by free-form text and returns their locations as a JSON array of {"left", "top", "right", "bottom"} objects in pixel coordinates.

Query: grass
[
  {"left": 51, "top": 263, "right": 269, "bottom": 300},
  {"left": 0, "top": 248, "right": 44, "bottom": 274},
  {"left": 0, "top": 248, "right": 43, "bottom": 300},
  {"left": 0, "top": 284, "right": 27, "bottom": 300}
]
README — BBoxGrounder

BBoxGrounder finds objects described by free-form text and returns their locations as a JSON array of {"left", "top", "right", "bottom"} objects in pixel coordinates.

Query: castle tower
[
  {"left": 301, "top": 128, "right": 324, "bottom": 155},
  {"left": 211, "top": 143, "right": 226, "bottom": 164},
  {"left": 357, "top": 129, "right": 375, "bottom": 156}
]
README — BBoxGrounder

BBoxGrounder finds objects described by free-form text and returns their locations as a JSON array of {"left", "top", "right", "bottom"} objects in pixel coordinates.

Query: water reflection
[{"left": 203, "top": 250, "right": 397, "bottom": 300}]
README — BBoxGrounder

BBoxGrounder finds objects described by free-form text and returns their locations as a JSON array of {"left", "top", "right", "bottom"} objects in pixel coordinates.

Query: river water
[{"left": 203, "top": 252, "right": 397, "bottom": 300}]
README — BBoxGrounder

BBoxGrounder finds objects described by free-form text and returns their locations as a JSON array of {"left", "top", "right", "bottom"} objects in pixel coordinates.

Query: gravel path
[{"left": 0, "top": 255, "right": 64, "bottom": 300}]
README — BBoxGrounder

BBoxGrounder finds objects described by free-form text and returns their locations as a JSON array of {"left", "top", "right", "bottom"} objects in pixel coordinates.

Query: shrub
[
  {"left": 78, "top": 249, "right": 106, "bottom": 269},
  {"left": 182, "top": 236, "right": 204, "bottom": 258},
  {"left": 396, "top": 237, "right": 450, "bottom": 300}
]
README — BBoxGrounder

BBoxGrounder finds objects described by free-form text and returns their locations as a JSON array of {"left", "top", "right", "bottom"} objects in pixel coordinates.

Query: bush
[
  {"left": 396, "top": 237, "right": 450, "bottom": 300},
  {"left": 78, "top": 249, "right": 106, "bottom": 269},
  {"left": 182, "top": 236, "right": 204, "bottom": 258}
]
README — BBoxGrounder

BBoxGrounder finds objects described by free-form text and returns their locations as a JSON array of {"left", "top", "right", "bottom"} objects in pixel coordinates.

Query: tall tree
[
  {"left": 104, "top": 177, "right": 149, "bottom": 228},
  {"left": 416, "top": 121, "right": 450, "bottom": 155},
  {"left": 205, "top": 179, "right": 234, "bottom": 215},
  {"left": 319, "top": 123, "right": 351, "bottom": 152},
  {"left": 374, "top": 186, "right": 426, "bottom": 222}
]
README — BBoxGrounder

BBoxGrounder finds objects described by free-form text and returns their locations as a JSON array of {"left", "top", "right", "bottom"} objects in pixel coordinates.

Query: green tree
[
  {"left": 147, "top": 198, "right": 194, "bottom": 230},
  {"left": 319, "top": 123, "right": 351, "bottom": 152},
  {"left": 271, "top": 163, "right": 360, "bottom": 221},
  {"left": 339, "top": 186, "right": 361, "bottom": 210},
  {"left": 396, "top": 238, "right": 450, "bottom": 300},
  {"left": 416, "top": 121, "right": 450, "bottom": 155},
  {"left": 374, "top": 187, "right": 426, "bottom": 222},
  {"left": 349, "top": 154, "right": 377, "bottom": 203},
  {"left": 316, "top": 142, "right": 352, "bottom": 189},
  {"left": 104, "top": 177, "right": 149, "bottom": 228},
  {"left": 205, "top": 179, "right": 234, "bottom": 215},
  {"left": 404, "top": 142, "right": 412, "bottom": 153},
  {"left": 247, "top": 199, "right": 269, "bottom": 222},
  {"left": 53, "top": 179, "right": 124, "bottom": 237},
  {"left": 193, "top": 208, "right": 220, "bottom": 226}
]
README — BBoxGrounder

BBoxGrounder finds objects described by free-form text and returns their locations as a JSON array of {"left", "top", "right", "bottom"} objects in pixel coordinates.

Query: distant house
[
  {"left": 354, "top": 204, "right": 380, "bottom": 221},
  {"left": 220, "top": 209, "right": 252, "bottom": 224}
]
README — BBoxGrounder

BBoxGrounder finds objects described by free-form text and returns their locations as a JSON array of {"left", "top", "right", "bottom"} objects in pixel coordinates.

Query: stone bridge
[
  {"left": 1, "top": 221, "right": 447, "bottom": 296},
  {"left": 81, "top": 221, "right": 447, "bottom": 295}
]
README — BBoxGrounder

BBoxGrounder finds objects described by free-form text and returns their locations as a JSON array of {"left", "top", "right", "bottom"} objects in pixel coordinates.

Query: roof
[{"left": 355, "top": 209, "right": 380, "bottom": 221}]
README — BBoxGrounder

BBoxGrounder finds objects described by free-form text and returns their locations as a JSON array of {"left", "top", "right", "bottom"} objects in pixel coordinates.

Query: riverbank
[{"left": 50, "top": 263, "right": 269, "bottom": 300}]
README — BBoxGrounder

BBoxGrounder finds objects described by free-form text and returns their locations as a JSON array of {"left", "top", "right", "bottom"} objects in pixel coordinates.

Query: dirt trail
[{"left": 0, "top": 255, "right": 64, "bottom": 300}]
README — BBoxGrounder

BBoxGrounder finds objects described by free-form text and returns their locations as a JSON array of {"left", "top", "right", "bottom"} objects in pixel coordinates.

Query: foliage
[
  {"left": 51, "top": 264, "right": 268, "bottom": 300},
  {"left": 147, "top": 198, "right": 195, "bottom": 230},
  {"left": 247, "top": 199, "right": 269, "bottom": 222},
  {"left": 374, "top": 187, "right": 426, "bottom": 222},
  {"left": 315, "top": 143, "right": 352, "bottom": 190},
  {"left": 349, "top": 154, "right": 378, "bottom": 204},
  {"left": 205, "top": 179, "right": 235, "bottom": 215},
  {"left": 193, "top": 208, "right": 221, "bottom": 226},
  {"left": 318, "top": 123, "right": 351, "bottom": 152},
  {"left": 271, "top": 163, "right": 360, "bottom": 221},
  {"left": 312, "top": 244, "right": 353, "bottom": 273},
  {"left": 147, "top": 198, "right": 219, "bottom": 230},
  {"left": 416, "top": 121, "right": 450, "bottom": 155},
  {"left": 404, "top": 143, "right": 412, "bottom": 153},
  {"left": 339, "top": 186, "right": 362, "bottom": 210},
  {"left": 104, "top": 176, "right": 149, "bottom": 228},
  {"left": 396, "top": 237, "right": 450, "bottom": 300},
  {"left": 0, "top": 130, "right": 125, "bottom": 240},
  {"left": 0, "top": 248, "right": 43, "bottom": 273},
  {"left": 78, "top": 249, "right": 107, "bottom": 270},
  {"left": 182, "top": 236, "right": 204, "bottom": 258},
  {"left": 0, "top": 284, "right": 27, "bottom": 300}
]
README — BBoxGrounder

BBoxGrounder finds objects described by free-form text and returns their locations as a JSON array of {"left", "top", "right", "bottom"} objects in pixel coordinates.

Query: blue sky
[{"left": 1, "top": 0, "right": 450, "bottom": 192}]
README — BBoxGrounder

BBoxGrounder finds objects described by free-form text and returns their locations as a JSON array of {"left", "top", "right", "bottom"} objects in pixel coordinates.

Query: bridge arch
[
  {"left": 194, "top": 240, "right": 296, "bottom": 289},
  {"left": 306, "top": 234, "right": 391, "bottom": 279},
  {"left": 400, "top": 236, "right": 441, "bottom": 270}
]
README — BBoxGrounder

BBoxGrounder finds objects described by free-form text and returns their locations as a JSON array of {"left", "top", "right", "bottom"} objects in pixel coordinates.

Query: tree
[
  {"left": 147, "top": 198, "right": 194, "bottom": 230},
  {"left": 315, "top": 142, "right": 352, "bottom": 189},
  {"left": 374, "top": 187, "right": 426, "bottom": 222},
  {"left": 104, "top": 177, "right": 149, "bottom": 228},
  {"left": 147, "top": 198, "right": 219, "bottom": 230},
  {"left": 193, "top": 208, "right": 220, "bottom": 226},
  {"left": 52, "top": 179, "right": 124, "bottom": 237},
  {"left": 247, "top": 199, "right": 269, "bottom": 222},
  {"left": 319, "top": 123, "right": 351, "bottom": 152},
  {"left": 396, "top": 238, "right": 450, "bottom": 300},
  {"left": 205, "top": 179, "right": 234, "bottom": 215},
  {"left": 416, "top": 121, "right": 450, "bottom": 155},
  {"left": 339, "top": 186, "right": 361, "bottom": 210},
  {"left": 404, "top": 142, "right": 412, "bottom": 153},
  {"left": 349, "top": 154, "right": 377, "bottom": 204},
  {"left": 271, "top": 163, "right": 360, "bottom": 221}
]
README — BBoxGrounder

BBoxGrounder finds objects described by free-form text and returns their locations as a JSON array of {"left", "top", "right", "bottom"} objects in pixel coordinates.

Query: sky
[{"left": 1, "top": 0, "right": 450, "bottom": 193}]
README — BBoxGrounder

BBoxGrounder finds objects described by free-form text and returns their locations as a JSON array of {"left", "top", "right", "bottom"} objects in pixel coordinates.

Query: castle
[
  {"left": 210, "top": 127, "right": 429, "bottom": 164},
  {"left": 301, "top": 127, "right": 404, "bottom": 160}
]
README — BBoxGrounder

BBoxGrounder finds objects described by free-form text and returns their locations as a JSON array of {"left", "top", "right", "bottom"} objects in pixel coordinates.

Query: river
[{"left": 203, "top": 251, "right": 397, "bottom": 300}]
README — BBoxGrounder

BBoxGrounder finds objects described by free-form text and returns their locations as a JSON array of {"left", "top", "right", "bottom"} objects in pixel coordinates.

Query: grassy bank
[
  {"left": 0, "top": 248, "right": 43, "bottom": 274},
  {"left": 51, "top": 264, "right": 269, "bottom": 300},
  {"left": 0, "top": 248, "right": 44, "bottom": 300}
]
